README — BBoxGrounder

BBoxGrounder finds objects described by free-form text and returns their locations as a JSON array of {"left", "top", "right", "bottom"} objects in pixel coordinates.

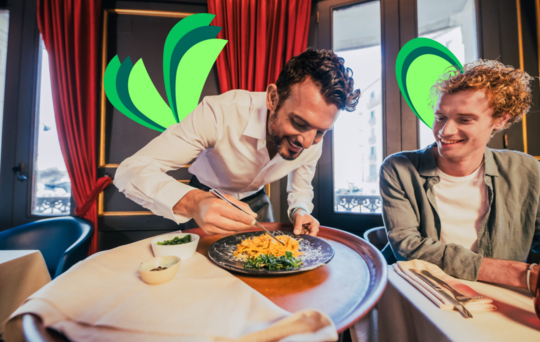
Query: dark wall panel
[{"left": 98, "top": 0, "right": 218, "bottom": 251}]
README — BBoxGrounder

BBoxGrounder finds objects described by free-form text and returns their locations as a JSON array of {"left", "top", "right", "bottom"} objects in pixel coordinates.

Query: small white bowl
[
  {"left": 138, "top": 256, "right": 181, "bottom": 285},
  {"left": 150, "top": 233, "right": 199, "bottom": 260}
]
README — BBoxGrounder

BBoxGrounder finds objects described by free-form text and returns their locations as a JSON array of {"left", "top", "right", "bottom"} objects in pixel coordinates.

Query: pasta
[{"left": 234, "top": 234, "right": 303, "bottom": 260}]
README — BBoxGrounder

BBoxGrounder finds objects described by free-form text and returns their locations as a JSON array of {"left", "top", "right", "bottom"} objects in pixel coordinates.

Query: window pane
[
  {"left": 417, "top": 0, "right": 478, "bottom": 148},
  {"left": 0, "top": 11, "right": 9, "bottom": 169},
  {"left": 31, "top": 42, "right": 71, "bottom": 215},
  {"left": 333, "top": 1, "right": 382, "bottom": 214}
]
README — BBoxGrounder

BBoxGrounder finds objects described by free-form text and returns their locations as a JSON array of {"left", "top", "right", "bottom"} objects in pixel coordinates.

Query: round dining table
[{"left": 22, "top": 222, "right": 387, "bottom": 341}]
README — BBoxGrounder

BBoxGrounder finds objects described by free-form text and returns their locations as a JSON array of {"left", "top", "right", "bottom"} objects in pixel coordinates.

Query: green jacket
[{"left": 379, "top": 144, "right": 540, "bottom": 280}]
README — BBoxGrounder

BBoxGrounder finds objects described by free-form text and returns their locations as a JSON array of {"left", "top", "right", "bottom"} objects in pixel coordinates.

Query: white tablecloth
[
  {"left": 0, "top": 250, "right": 50, "bottom": 334},
  {"left": 4, "top": 234, "right": 337, "bottom": 342},
  {"left": 378, "top": 266, "right": 540, "bottom": 342}
]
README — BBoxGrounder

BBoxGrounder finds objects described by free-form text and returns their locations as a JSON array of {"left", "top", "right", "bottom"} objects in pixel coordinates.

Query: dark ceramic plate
[{"left": 208, "top": 231, "right": 335, "bottom": 275}]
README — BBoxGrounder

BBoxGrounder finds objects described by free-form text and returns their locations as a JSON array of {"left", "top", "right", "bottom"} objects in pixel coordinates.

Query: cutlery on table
[
  {"left": 210, "top": 189, "right": 285, "bottom": 246},
  {"left": 410, "top": 268, "right": 473, "bottom": 318},
  {"left": 421, "top": 270, "right": 484, "bottom": 302}
]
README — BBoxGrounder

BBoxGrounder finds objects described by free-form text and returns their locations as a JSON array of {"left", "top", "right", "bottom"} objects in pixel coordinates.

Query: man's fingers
[
  {"left": 293, "top": 220, "right": 304, "bottom": 235},
  {"left": 224, "top": 194, "right": 257, "bottom": 218},
  {"left": 209, "top": 215, "right": 253, "bottom": 232},
  {"left": 216, "top": 203, "right": 257, "bottom": 226},
  {"left": 307, "top": 223, "right": 319, "bottom": 236}
]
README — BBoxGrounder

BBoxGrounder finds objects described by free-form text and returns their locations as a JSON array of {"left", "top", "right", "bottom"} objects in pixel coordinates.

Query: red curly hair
[{"left": 432, "top": 59, "right": 533, "bottom": 129}]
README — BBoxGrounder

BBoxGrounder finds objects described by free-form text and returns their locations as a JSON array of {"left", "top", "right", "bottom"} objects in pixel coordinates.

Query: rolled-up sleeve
[
  {"left": 114, "top": 97, "right": 221, "bottom": 224},
  {"left": 286, "top": 146, "right": 322, "bottom": 221},
  {"left": 380, "top": 161, "right": 483, "bottom": 281}
]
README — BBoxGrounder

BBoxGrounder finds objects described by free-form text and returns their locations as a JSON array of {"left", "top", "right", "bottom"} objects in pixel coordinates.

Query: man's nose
[
  {"left": 439, "top": 120, "right": 458, "bottom": 137},
  {"left": 298, "top": 130, "right": 317, "bottom": 149}
]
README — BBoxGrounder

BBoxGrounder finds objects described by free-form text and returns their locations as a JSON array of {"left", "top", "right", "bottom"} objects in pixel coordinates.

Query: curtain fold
[
  {"left": 37, "top": 0, "right": 108, "bottom": 254},
  {"left": 208, "top": 0, "right": 312, "bottom": 93}
]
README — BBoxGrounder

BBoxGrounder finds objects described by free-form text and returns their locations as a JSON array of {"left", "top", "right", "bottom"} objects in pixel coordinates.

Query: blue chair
[
  {"left": 363, "top": 226, "right": 397, "bottom": 264},
  {"left": 0, "top": 217, "right": 93, "bottom": 278}
]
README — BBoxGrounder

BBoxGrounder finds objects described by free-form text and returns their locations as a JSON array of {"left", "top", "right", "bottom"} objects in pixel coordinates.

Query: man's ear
[
  {"left": 266, "top": 84, "right": 279, "bottom": 112},
  {"left": 493, "top": 113, "right": 512, "bottom": 130}
]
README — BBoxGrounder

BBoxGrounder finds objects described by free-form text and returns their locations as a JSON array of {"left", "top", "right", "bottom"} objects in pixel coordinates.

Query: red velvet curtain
[
  {"left": 208, "top": 0, "right": 312, "bottom": 93},
  {"left": 37, "top": 0, "right": 111, "bottom": 254}
]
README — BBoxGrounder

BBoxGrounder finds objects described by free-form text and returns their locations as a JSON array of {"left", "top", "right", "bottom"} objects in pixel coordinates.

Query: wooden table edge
[{"left": 21, "top": 224, "right": 388, "bottom": 339}]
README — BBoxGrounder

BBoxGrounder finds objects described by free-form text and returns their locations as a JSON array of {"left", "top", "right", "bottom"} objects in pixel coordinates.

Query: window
[
  {"left": 417, "top": 0, "right": 478, "bottom": 148},
  {"left": 31, "top": 41, "right": 71, "bottom": 215},
  {"left": 333, "top": 1, "right": 382, "bottom": 214}
]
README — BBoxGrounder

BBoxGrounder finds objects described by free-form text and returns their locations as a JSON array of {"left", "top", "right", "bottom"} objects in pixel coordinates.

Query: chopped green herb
[
  {"left": 157, "top": 235, "right": 191, "bottom": 245},
  {"left": 244, "top": 251, "right": 303, "bottom": 271}
]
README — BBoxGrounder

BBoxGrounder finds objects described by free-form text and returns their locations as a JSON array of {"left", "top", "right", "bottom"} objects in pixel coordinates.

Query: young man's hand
[
  {"left": 292, "top": 208, "right": 320, "bottom": 236},
  {"left": 173, "top": 189, "right": 257, "bottom": 235},
  {"left": 478, "top": 258, "right": 538, "bottom": 292}
]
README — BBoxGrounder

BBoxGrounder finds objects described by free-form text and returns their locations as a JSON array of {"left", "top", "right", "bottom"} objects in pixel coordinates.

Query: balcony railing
[
  {"left": 34, "top": 196, "right": 70, "bottom": 215},
  {"left": 335, "top": 194, "right": 382, "bottom": 213}
]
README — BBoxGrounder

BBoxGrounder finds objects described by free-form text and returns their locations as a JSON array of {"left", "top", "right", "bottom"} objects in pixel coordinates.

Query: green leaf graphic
[
  {"left": 169, "top": 26, "right": 222, "bottom": 121},
  {"left": 104, "top": 56, "right": 164, "bottom": 131},
  {"left": 175, "top": 39, "right": 227, "bottom": 122},
  {"left": 128, "top": 59, "right": 177, "bottom": 129},
  {"left": 395, "top": 38, "right": 463, "bottom": 128},
  {"left": 116, "top": 58, "right": 166, "bottom": 131},
  {"left": 103, "top": 13, "right": 227, "bottom": 132},
  {"left": 164, "top": 14, "right": 216, "bottom": 122}
]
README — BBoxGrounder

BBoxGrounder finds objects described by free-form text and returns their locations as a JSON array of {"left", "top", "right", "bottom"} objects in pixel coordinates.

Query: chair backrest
[
  {"left": 363, "top": 226, "right": 388, "bottom": 251},
  {"left": 0, "top": 217, "right": 93, "bottom": 278}
]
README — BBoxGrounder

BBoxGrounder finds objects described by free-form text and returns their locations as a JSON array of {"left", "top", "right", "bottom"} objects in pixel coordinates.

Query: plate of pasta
[{"left": 207, "top": 231, "right": 335, "bottom": 275}]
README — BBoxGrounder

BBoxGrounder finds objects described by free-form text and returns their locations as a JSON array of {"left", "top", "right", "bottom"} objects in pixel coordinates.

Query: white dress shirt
[
  {"left": 434, "top": 164, "right": 489, "bottom": 252},
  {"left": 114, "top": 90, "right": 322, "bottom": 224}
]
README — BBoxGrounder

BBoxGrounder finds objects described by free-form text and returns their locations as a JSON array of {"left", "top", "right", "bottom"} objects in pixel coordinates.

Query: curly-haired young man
[
  {"left": 380, "top": 59, "right": 540, "bottom": 291},
  {"left": 115, "top": 48, "right": 360, "bottom": 236}
]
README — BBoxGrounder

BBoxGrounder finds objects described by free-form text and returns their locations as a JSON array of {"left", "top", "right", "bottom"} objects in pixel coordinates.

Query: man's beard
[{"left": 268, "top": 111, "right": 303, "bottom": 161}]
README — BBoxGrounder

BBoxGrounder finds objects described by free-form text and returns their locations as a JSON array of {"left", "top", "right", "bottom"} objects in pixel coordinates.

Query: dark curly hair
[
  {"left": 432, "top": 59, "right": 533, "bottom": 130},
  {"left": 275, "top": 48, "right": 360, "bottom": 113}
]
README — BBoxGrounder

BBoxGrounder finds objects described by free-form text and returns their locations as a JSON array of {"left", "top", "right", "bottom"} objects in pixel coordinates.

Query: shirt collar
[
  {"left": 419, "top": 143, "right": 439, "bottom": 177},
  {"left": 483, "top": 147, "right": 499, "bottom": 177},
  {"left": 243, "top": 92, "right": 268, "bottom": 150},
  {"left": 419, "top": 142, "right": 499, "bottom": 177}
]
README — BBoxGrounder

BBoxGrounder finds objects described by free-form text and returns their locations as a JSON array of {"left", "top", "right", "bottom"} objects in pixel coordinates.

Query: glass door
[
  {"left": 313, "top": 0, "right": 481, "bottom": 235},
  {"left": 314, "top": 0, "right": 391, "bottom": 233}
]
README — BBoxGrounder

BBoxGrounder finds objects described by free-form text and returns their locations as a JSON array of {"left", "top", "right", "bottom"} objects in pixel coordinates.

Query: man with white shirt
[
  {"left": 380, "top": 59, "right": 540, "bottom": 292},
  {"left": 115, "top": 48, "right": 360, "bottom": 236}
]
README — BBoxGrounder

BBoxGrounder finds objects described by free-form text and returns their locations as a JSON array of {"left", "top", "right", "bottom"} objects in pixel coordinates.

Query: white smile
[
  {"left": 287, "top": 137, "right": 302, "bottom": 151},
  {"left": 440, "top": 138, "right": 463, "bottom": 144}
]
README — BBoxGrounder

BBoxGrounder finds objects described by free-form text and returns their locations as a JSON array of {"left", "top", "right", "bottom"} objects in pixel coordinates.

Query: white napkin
[
  {"left": 4, "top": 233, "right": 338, "bottom": 342},
  {"left": 394, "top": 260, "right": 497, "bottom": 311}
]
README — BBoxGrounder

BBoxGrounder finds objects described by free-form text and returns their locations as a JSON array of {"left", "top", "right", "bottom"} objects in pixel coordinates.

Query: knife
[
  {"left": 210, "top": 189, "right": 285, "bottom": 246},
  {"left": 410, "top": 268, "right": 473, "bottom": 318}
]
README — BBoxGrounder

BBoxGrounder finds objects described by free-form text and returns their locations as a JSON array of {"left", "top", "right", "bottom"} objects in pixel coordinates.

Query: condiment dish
[
  {"left": 138, "top": 256, "right": 181, "bottom": 285},
  {"left": 151, "top": 233, "right": 199, "bottom": 260}
]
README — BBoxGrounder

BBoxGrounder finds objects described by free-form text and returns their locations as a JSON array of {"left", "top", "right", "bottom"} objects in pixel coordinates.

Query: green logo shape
[
  {"left": 395, "top": 38, "right": 463, "bottom": 128},
  {"left": 104, "top": 13, "right": 227, "bottom": 132}
]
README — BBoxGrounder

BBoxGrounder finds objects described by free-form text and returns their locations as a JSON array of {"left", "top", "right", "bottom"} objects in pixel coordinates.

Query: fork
[{"left": 421, "top": 270, "right": 484, "bottom": 302}]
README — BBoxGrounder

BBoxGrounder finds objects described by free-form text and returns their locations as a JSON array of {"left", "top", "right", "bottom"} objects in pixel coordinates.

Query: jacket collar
[{"left": 419, "top": 143, "right": 499, "bottom": 177}]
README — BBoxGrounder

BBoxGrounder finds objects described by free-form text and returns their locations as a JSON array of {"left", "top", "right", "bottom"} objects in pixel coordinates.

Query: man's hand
[
  {"left": 173, "top": 189, "right": 257, "bottom": 235},
  {"left": 478, "top": 258, "right": 538, "bottom": 292},
  {"left": 292, "top": 208, "right": 319, "bottom": 236}
]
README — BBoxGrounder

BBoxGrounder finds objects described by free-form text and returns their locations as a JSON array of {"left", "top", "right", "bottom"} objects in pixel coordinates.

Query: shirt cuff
[
  {"left": 287, "top": 203, "right": 311, "bottom": 223},
  {"left": 152, "top": 181, "right": 197, "bottom": 224}
]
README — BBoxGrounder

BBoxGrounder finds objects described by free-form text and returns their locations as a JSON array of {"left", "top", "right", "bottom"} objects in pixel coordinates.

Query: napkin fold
[
  {"left": 394, "top": 260, "right": 497, "bottom": 311},
  {"left": 3, "top": 233, "right": 338, "bottom": 342}
]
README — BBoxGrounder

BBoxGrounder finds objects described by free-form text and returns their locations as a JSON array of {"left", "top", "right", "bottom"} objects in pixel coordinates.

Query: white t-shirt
[{"left": 433, "top": 164, "right": 489, "bottom": 252}]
